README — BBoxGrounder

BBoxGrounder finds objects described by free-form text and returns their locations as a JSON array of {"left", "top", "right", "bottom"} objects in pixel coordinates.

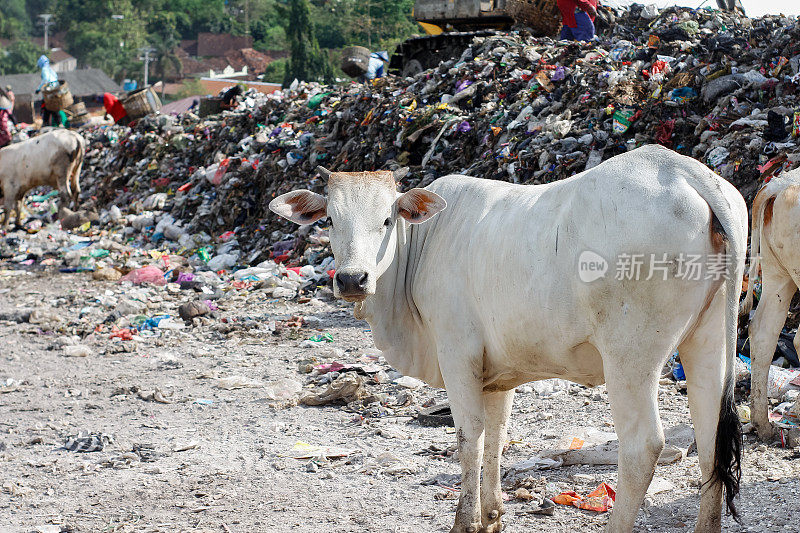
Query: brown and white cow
[
  {"left": 271, "top": 144, "right": 747, "bottom": 532},
  {"left": 0, "top": 129, "right": 85, "bottom": 228},
  {"left": 739, "top": 167, "right": 800, "bottom": 440}
]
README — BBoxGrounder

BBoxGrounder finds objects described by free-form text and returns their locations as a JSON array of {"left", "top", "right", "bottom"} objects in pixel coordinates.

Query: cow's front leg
[
  {"left": 481, "top": 389, "right": 514, "bottom": 533},
  {"left": 439, "top": 346, "right": 485, "bottom": 533}
]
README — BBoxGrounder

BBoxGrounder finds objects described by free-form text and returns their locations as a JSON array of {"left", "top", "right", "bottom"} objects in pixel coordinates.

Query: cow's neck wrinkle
[
  {"left": 357, "top": 219, "right": 440, "bottom": 385},
  {"left": 360, "top": 218, "right": 422, "bottom": 334}
]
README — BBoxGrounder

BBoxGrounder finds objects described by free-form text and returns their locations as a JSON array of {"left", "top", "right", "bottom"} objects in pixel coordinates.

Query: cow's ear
[
  {"left": 397, "top": 188, "right": 446, "bottom": 224},
  {"left": 269, "top": 190, "right": 327, "bottom": 225}
]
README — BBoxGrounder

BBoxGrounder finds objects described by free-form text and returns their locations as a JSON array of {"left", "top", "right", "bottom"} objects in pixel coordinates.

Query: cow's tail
[
  {"left": 686, "top": 171, "right": 746, "bottom": 521},
  {"left": 739, "top": 188, "right": 770, "bottom": 316}
]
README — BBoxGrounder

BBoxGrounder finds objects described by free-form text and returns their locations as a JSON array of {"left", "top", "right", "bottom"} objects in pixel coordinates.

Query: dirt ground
[{"left": 1, "top": 271, "right": 799, "bottom": 533}]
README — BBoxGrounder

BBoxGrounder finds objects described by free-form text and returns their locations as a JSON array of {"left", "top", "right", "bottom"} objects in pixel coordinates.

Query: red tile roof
[
  {"left": 176, "top": 47, "right": 284, "bottom": 77},
  {"left": 49, "top": 48, "right": 75, "bottom": 64},
  {"left": 197, "top": 33, "right": 253, "bottom": 57}
]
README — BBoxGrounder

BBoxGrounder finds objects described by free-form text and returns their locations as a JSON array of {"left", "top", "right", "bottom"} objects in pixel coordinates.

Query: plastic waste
[{"left": 121, "top": 265, "right": 167, "bottom": 286}]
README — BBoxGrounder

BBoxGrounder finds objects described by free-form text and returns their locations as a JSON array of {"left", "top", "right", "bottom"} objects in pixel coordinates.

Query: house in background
[
  {"left": 157, "top": 32, "right": 287, "bottom": 99},
  {"left": 0, "top": 36, "right": 76, "bottom": 73},
  {"left": 0, "top": 68, "right": 120, "bottom": 123},
  {"left": 48, "top": 49, "right": 77, "bottom": 72},
  {"left": 169, "top": 33, "right": 285, "bottom": 83}
]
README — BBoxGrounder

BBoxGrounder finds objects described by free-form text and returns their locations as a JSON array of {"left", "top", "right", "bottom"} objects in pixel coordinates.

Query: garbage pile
[
  {"left": 1, "top": 5, "right": 799, "bottom": 281},
  {"left": 68, "top": 6, "right": 797, "bottom": 266}
]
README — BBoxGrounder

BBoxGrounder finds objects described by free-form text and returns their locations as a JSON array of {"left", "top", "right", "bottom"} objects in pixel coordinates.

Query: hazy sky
[{"left": 607, "top": 1, "right": 800, "bottom": 16}]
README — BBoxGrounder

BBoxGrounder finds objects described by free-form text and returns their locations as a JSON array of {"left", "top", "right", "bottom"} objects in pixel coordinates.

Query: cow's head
[{"left": 269, "top": 167, "right": 446, "bottom": 301}]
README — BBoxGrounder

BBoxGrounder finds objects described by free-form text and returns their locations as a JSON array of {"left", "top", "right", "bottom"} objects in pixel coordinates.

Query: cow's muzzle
[{"left": 335, "top": 271, "right": 369, "bottom": 301}]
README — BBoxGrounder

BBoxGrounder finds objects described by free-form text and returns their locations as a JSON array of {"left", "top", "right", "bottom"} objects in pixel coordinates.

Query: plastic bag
[
  {"left": 767, "top": 366, "right": 800, "bottom": 399},
  {"left": 264, "top": 378, "right": 302, "bottom": 401},
  {"left": 554, "top": 483, "right": 616, "bottom": 512},
  {"left": 120, "top": 265, "right": 167, "bottom": 286},
  {"left": 212, "top": 158, "right": 230, "bottom": 185}
]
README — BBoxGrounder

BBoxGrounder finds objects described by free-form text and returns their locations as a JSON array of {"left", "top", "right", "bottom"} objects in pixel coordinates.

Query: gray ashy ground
[{"left": 0, "top": 272, "right": 799, "bottom": 533}]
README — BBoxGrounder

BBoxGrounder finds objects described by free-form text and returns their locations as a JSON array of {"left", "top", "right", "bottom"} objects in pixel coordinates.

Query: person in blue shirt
[
  {"left": 366, "top": 51, "right": 389, "bottom": 80},
  {"left": 36, "top": 55, "right": 59, "bottom": 92},
  {"left": 35, "top": 55, "right": 60, "bottom": 127}
]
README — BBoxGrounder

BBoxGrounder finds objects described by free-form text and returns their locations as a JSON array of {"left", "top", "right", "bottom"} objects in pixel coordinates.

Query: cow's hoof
[
  {"left": 481, "top": 508, "right": 503, "bottom": 533},
  {"left": 449, "top": 522, "right": 482, "bottom": 533}
]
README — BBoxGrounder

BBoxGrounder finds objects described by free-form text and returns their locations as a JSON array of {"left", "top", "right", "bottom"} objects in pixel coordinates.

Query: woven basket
[
  {"left": 199, "top": 96, "right": 223, "bottom": 118},
  {"left": 65, "top": 101, "right": 88, "bottom": 127},
  {"left": 341, "top": 46, "right": 370, "bottom": 78},
  {"left": 122, "top": 86, "right": 162, "bottom": 120},
  {"left": 67, "top": 101, "right": 87, "bottom": 115},
  {"left": 506, "top": 0, "right": 562, "bottom": 36},
  {"left": 42, "top": 80, "right": 74, "bottom": 112}
]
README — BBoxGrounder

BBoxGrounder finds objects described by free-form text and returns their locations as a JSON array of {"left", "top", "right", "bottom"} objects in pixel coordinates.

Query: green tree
[
  {"left": 25, "top": 0, "right": 57, "bottom": 37},
  {"left": 311, "top": 0, "right": 416, "bottom": 51},
  {"left": 0, "top": 0, "right": 30, "bottom": 37},
  {"left": 148, "top": 12, "right": 183, "bottom": 81},
  {"left": 261, "top": 57, "right": 288, "bottom": 83},
  {"left": 283, "top": 0, "right": 333, "bottom": 85},
  {"left": 250, "top": 1, "right": 289, "bottom": 52},
  {"left": 160, "top": 0, "right": 227, "bottom": 37},
  {"left": 56, "top": 0, "right": 146, "bottom": 81},
  {"left": 0, "top": 39, "right": 41, "bottom": 74}
]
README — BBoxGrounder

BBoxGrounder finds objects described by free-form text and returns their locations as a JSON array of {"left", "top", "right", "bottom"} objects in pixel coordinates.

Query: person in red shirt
[
  {"left": 557, "top": 0, "right": 597, "bottom": 42},
  {"left": 103, "top": 92, "right": 130, "bottom": 126},
  {"left": 0, "top": 108, "right": 12, "bottom": 148}
]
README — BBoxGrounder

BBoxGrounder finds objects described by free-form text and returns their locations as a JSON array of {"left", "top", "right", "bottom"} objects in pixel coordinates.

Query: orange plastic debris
[{"left": 553, "top": 483, "right": 616, "bottom": 513}]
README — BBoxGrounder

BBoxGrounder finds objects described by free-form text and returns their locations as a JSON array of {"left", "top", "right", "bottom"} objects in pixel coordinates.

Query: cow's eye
[{"left": 383, "top": 218, "right": 391, "bottom": 227}]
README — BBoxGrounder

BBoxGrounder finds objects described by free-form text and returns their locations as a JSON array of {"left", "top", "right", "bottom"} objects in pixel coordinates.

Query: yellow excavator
[{"left": 389, "top": 0, "right": 520, "bottom": 77}]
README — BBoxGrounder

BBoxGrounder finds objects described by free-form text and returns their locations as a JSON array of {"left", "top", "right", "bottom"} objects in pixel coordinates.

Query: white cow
[
  {"left": 0, "top": 129, "right": 85, "bottom": 228},
  {"left": 270, "top": 144, "right": 747, "bottom": 533},
  {"left": 739, "top": 167, "right": 800, "bottom": 440}
]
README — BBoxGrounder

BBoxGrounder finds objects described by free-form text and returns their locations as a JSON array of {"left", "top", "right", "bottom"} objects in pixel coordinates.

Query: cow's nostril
[{"left": 335, "top": 272, "right": 368, "bottom": 293}]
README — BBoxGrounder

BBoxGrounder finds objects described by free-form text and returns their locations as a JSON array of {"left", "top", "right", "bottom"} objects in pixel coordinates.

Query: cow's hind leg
[
  {"left": 438, "top": 345, "right": 485, "bottom": 533},
  {"left": 70, "top": 155, "right": 83, "bottom": 207},
  {"left": 603, "top": 350, "right": 666, "bottom": 533},
  {"left": 480, "top": 389, "right": 514, "bottom": 533},
  {"left": 3, "top": 187, "right": 16, "bottom": 229},
  {"left": 679, "top": 290, "right": 729, "bottom": 532},
  {"left": 1, "top": 199, "right": 9, "bottom": 229},
  {"left": 14, "top": 198, "right": 23, "bottom": 227},
  {"left": 749, "top": 270, "right": 795, "bottom": 440}
]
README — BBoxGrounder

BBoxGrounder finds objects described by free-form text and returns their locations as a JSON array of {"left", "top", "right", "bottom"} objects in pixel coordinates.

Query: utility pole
[
  {"left": 138, "top": 46, "right": 156, "bottom": 87},
  {"left": 38, "top": 14, "right": 54, "bottom": 51}
]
